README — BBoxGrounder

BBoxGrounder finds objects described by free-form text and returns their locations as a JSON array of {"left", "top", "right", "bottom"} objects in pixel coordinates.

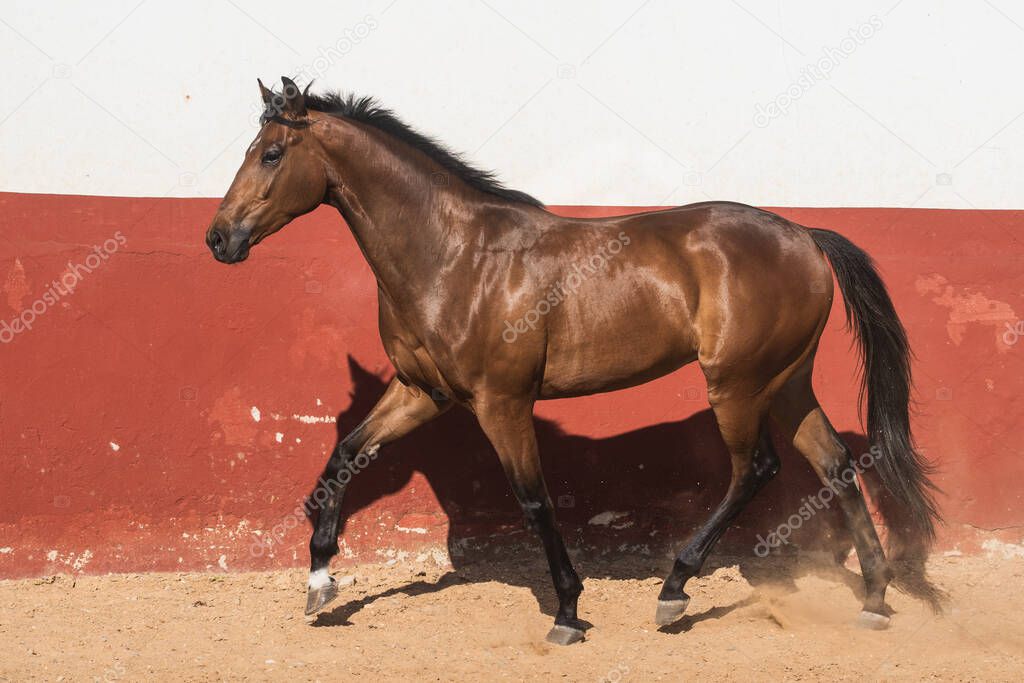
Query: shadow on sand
[{"left": 311, "top": 357, "right": 879, "bottom": 626}]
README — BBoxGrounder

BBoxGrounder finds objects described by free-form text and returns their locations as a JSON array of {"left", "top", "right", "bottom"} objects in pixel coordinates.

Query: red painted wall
[{"left": 1, "top": 192, "right": 1021, "bottom": 578}]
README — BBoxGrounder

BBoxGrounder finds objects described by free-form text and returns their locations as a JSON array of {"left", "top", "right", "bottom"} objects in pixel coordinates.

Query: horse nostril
[{"left": 208, "top": 228, "right": 226, "bottom": 255}]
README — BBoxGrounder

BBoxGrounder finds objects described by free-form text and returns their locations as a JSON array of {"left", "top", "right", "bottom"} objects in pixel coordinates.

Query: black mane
[{"left": 274, "top": 91, "right": 543, "bottom": 207}]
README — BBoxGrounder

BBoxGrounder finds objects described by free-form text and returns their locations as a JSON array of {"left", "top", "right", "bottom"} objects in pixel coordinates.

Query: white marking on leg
[{"left": 308, "top": 568, "right": 331, "bottom": 589}]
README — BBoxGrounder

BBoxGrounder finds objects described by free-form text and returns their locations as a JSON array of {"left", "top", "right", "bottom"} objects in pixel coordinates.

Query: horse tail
[{"left": 809, "top": 228, "right": 941, "bottom": 577}]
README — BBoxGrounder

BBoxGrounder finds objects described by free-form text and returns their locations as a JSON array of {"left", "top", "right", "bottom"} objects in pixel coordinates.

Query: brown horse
[{"left": 206, "top": 77, "right": 940, "bottom": 645}]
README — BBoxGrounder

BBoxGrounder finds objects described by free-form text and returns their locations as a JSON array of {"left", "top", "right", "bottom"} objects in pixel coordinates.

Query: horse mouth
[
  {"left": 222, "top": 250, "right": 249, "bottom": 264},
  {"left": 210, "top": 242, "right": 250, "bottom": 264}
]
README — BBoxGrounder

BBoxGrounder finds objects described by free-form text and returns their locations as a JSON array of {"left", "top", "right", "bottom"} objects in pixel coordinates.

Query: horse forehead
[
  {"left": 246, "top": 132, "right": 264, "bottom": 154},
  {"left": 247, "top": 124, "right": 292, "bottom": 154}
]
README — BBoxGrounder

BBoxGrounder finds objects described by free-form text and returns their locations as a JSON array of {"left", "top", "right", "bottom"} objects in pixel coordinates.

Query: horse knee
[
  {"left": 817, "top": 446, "right": 859, "bottom": 494},
  {"left": 520, "top": 500, "right": 550, "bottom": 532},
  {"left": 790, "top": 410, "right": 858, "bottom": 488}
]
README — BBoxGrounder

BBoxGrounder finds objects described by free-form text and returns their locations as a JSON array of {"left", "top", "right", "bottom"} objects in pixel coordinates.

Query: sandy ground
[{"left": 1, "top": 551, "right": 1022, "bottom": 681}]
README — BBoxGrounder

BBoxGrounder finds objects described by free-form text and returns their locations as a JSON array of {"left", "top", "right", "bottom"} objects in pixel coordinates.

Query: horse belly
[
  {"left": 538, "top": 281, "right": 698, "bottom": 399},
  {"left": 540, "top": 346, "right": 697, "bottom": 399}
]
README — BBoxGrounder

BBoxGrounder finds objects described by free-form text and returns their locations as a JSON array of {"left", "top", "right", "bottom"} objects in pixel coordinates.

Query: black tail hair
[{"left": 810, "top": 229, "right": 941, "bottom": 552}]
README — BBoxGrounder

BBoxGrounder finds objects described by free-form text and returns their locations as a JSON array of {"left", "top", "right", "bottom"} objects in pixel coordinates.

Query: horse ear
[
  {"left": 280, "top": 76, "right": 307, "bottom": 117},
  {"left": 257, "top": 78, "right": 273, "bottom": 105}
]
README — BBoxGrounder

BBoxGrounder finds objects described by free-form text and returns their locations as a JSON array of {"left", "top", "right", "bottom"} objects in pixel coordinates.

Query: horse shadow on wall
[{"left": 312, "top": 357, "right": 872, "bottom": 626}]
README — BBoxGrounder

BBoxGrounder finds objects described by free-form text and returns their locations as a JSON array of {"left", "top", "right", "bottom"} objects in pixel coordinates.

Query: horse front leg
[
  {"left": 305, "top": 378, "right": 449, "bottom": 617},
  {"left": 475, "top": 396, "right": 586, "bottom": 645}
]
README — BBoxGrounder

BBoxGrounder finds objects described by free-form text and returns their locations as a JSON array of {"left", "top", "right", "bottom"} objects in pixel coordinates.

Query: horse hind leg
[
  {"left": 771, "top": 372, "right": 893, "bottom": 628},
  {"left": 657, "top": 392, "right": 780, "bottom": 625}
]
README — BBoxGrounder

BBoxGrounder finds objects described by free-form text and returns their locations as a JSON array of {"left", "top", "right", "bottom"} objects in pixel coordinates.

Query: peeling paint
[
  {"left": 264, "top": 411, "right": 336, "bottom": 424},
  {"left": 916, "top": 274, "right": 1018, "bottom": 351},
  {"left": 292, "top": 414, "right": 336, "bottom": 424},
  {"left": 209, "top": 388, "right": 261, "bottom": 446},
  {"left": 616, "top": 542, "right": 651, "bottom": 555},
  {"left": 4, "top": 258, "right": 29, "bottom": 312},
  {"left": 981, "top": 539, "right": 1024, "bottom": 559},
  {"left": 588, "top": 511, "right": 629, "bottom": 526},
  {"left": 250, "top": 406, "right": 261, "bottom": 422},
  {"left": 109, "top": 441, "right": 120, "bottom": 452},
  {"left": 431, "top": 548, "right": 450, "bottom": 567},
  {"left": 72, "top": 549, "right": 93, "bottom": 571}
]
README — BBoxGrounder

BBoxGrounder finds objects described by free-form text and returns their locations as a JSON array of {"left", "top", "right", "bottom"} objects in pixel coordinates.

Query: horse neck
[{"left": 314, "top": 115, "right": 485, "bottom": 303}]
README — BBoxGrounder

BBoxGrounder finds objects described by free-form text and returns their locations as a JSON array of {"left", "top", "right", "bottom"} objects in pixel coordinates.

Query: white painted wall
[{"left": 2, "top": 0, "right": 1022, "bottom": 208}]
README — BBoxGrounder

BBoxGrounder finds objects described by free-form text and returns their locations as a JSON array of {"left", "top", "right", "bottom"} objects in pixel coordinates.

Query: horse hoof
[
  {"left": 545, "top": 624, "right": 586, "bottom": 646},
  {"left": 655, "top": 598, "right": 690, "bottom": 626},
  {"left": 304, "top": 576, "right": 339, "bottom": 620},
  {"left": 856, "top": 610, "right": 891, "bottom": 630}
]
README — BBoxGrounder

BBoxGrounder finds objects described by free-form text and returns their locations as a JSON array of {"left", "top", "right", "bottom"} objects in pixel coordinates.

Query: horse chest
[{"left": 378, "top": 311, "right": 451, "bottom": 397}]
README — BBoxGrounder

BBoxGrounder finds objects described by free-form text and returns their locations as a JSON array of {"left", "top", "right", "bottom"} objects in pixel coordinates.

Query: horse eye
[{"left": 261, "top": 148, "right": 283, "bottom": 165}]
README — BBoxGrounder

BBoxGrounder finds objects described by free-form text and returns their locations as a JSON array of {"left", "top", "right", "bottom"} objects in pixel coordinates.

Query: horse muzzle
[{"left": 206, "top": 225, "right": 252, "bottom": 264}]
